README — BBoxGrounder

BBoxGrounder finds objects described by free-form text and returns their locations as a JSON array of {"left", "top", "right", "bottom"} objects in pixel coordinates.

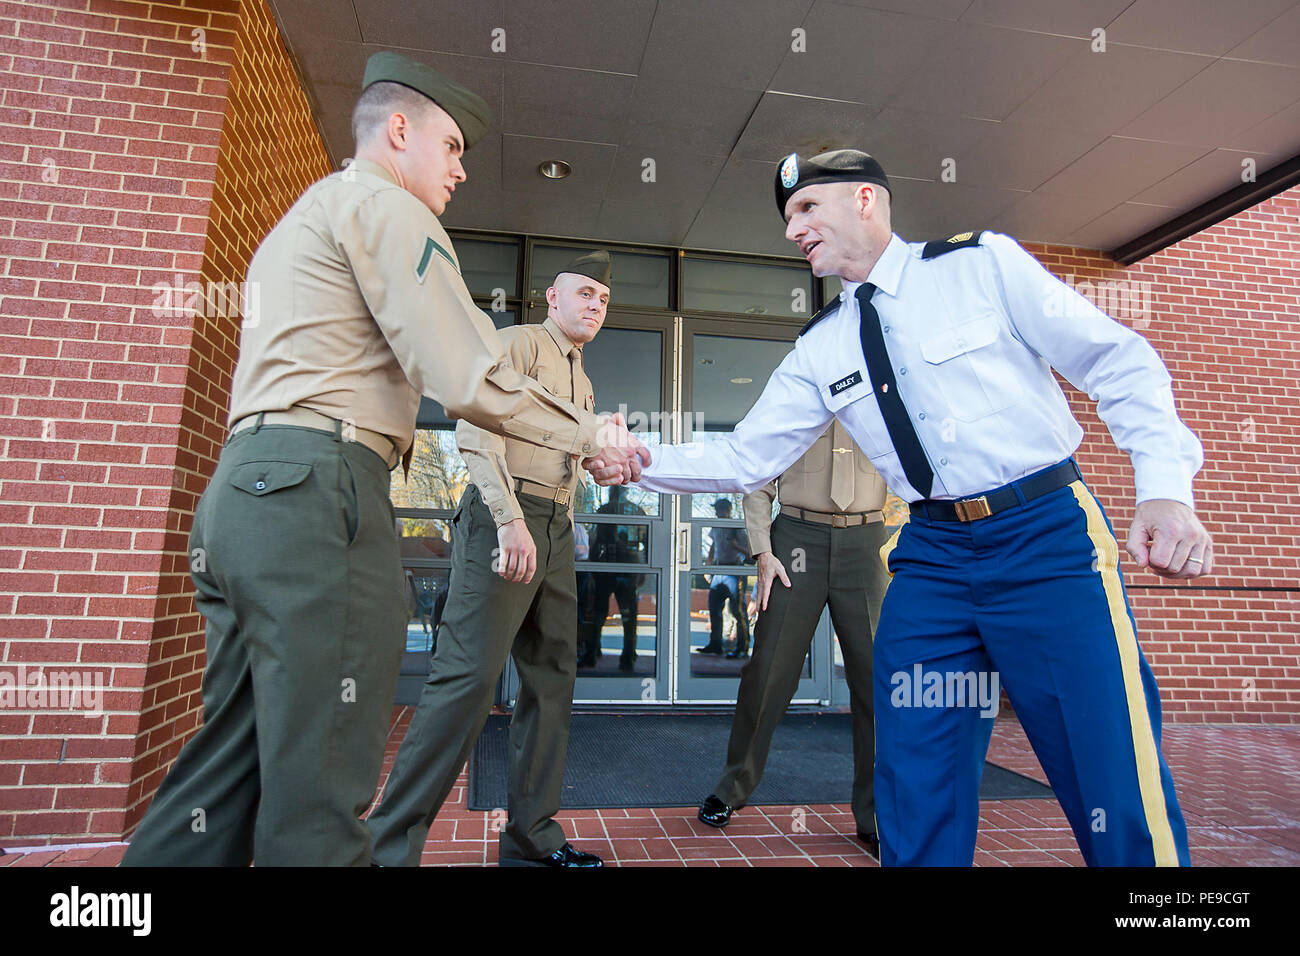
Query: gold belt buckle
[
  {"left": 954, "top": 496, "right": 991, "bottom": 522},
  {"left": 554, "top": 487, "right": 570, "bottom": 506},
  {"left": 832, "top": 514, "right": 849, "bottom": 528}
]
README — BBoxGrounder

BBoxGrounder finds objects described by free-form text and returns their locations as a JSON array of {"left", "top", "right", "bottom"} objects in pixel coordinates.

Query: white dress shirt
[{"left": 638, "top": 232, "right": 1203, "bottom": 507}]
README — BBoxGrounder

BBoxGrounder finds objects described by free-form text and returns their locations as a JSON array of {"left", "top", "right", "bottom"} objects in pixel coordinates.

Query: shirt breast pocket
[
  {"left": 792, "top": 429, "right": 831, "bottom": 474},
  {"left": 919, "top": 313, "right": 1022, "bottom": 422}
]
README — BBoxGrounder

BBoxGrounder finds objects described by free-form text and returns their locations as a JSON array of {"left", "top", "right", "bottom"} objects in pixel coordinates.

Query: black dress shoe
[
  {"left": 698, "top": 794, "right": 734, "bottom": 828},
  {"left": 618, "top": 654, "right": 636, "bottom": 672},
  {"left": 857, "top": 831, "right": 880, "bottom": 860},
  {"left": 499, "top": 842, "right": 603, "bottom": 868},
  {"left": 696, "top": 644, "right": 724, "bottom": 655}
]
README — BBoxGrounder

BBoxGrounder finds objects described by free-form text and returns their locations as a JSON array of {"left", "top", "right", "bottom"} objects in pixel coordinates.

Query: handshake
[{"left": 582, "top": 412, "right": 652, "bottom": 486}]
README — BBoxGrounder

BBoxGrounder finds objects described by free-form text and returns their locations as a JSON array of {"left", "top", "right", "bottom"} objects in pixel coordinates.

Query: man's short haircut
[{"left": 351, "top": 81, "right": 436, "bottom": 147}]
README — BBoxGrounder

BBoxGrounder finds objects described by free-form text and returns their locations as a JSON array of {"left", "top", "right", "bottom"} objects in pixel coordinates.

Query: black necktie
[{"left": 855, "top": 282, "right": 933, "bottom": 499}]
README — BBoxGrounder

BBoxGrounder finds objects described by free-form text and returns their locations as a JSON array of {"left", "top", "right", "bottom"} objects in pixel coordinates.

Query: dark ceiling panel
[
  {"left": 595, "top": 199, "right": 702, "bottom": 247},
  {"left": 1118, "top": 58, "right": 1300, "bottom": 147},
  {"left": 957, "top": 0, "right": 1134, "bottom": 37},
  {"left": 619, "top": 80, "right": 761, "bottom": 158},
  {"left": 731, "top": 92, "right": 882, "bottom": 162},
  {"left": 990, "top": 190, "right": 1106, "bottom": 244},
  {"left": 502, "top": 61, "right": 636, "bottom": 142},
  {"left": 352, "top": 0, "right": 506, "bottom": 53},
  {"left": 886, "top": 21, "right": 1081, "bottom": 120},
  {"left": 1068, "top": 200, "right": 1182, "bottom": 249},
  {"left": 766, "top": 1, "right": 952, "bottom": 107},
  {"left": 885, "top": 178, "right": 1027, "bottom": 239},
  {"left": 501, "top": 134, "right": 618, "bottom": 199},
  {"left": 1105, "top": 0, "right": 1296, "bottom": 57},
  {"left": 603, "top": 149, "right": 723, "bottom": 208},
  {"left": 1037, "top": 137, "right": 1213, "bottom": 201},
  {"left": 830, "top": 0, "right": 972, "bottom": 18},
  {"left": 1134, "top": 148, "right": 1280, "bottom": 208},
  {"left": 954, "top": 121, "right": 1109, "bottom": 191},
  {"left": 1004, "top": 43, "right": 1212, "bottom": 133},
  {"left": 1235, "top": 100, "right": 1300, "bottom": 157},
  {"left": 269, "top": 0, "right": 361, "bottom": 40},
  {"left": 1226, "top": 2, "right": 1300, "bottom": 65},
  {"left": 503, "top": 0, "right": 657, "bottom": 74},
  {"left": 636, "top": 0, "right": 815, "bottom": 92},
  {"left": 852, "top": 108, "right": 999, "bottom": 182}
]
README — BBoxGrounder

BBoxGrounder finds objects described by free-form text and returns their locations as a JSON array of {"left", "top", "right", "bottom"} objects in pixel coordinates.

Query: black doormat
[{"left": 467, "top": 712, "right": 1053, "bottom": 811}]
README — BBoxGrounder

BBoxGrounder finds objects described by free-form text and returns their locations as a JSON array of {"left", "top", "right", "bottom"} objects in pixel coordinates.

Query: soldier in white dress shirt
[{"left": 595, "top": 149, "right": 1212, "bottom": 867}]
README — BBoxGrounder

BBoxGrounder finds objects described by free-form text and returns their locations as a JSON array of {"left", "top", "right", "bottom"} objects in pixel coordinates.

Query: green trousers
[
  {"left": 713, "top": 514, "right": 889, "bottom": 834},
  {"left": 366, "top": 484, "right": 578, "bottom": 866},
  {"left": 120, "top": 423, "right": 407, "bottom": 866}
]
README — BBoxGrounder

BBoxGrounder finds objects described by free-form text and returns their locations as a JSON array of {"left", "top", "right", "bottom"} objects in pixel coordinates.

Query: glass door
[
  {"left": 672, "top": 317, "right": 833, "bottom": 704},
  {"left": 502, "top": 309, "right": 676, "bottom": 703}
]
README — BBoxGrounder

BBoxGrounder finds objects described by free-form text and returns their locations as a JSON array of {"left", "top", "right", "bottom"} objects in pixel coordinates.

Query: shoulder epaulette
[
  {"left": 921, "top": 230, "right": 985, "bottom": 259},
  {"left": 798, "top": 297, "right": 842, "bottom": 337}
]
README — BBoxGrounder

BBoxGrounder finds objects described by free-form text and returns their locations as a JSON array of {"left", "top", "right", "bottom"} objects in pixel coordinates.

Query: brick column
[{"left": 0, "top": 0, "right": 329, "bottom": 847}]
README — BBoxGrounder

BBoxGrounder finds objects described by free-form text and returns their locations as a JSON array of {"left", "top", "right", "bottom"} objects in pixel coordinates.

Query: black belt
[{"left": 910, "top": 460, "right": 1082, "bottom": 523}]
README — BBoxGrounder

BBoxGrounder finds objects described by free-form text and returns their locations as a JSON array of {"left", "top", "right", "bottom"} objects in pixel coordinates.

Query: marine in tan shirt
[
  {"left": 228, "top": 155, "right": 602, "bottom": 463},
  {"left": 699, "top": 419, "right": 891, "bottom": 858},
  {"left": 456, "top": 315, "right": 595, "bottom": 528},
  {"left": 122, "top": 55, "right": 640, "bottom": 870},
  {"left": 366, "top": 250, "right": 614, "bottom": 868}
]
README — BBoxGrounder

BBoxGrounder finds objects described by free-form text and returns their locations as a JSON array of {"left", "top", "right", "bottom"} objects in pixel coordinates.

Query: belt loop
[
  {"left": 332, "top": 418, "right": 343, "bottom": 443},
  {"left": 252, "top": 412, "right": 265, "bottom": 434},
  {"left": 1011, "top": 477, "right": 1029, "bottom": 506}
]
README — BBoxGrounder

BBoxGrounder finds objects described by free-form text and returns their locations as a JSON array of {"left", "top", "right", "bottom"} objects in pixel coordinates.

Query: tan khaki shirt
[
  {"left": 742, "top": 419, "right": 888, "bottom": 555},
  {"left": 228, "top": 159, "right": 602, "bottom": 459},
  {"left": 457, "top": 318, "right": 596, "bottom": 526}
]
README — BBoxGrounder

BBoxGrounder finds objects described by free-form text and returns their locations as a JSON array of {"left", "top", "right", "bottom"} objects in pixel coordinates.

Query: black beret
[
  {"left": 558, "top": 249, "right": 612, "bottom": 288},
  {"left": 363, "top": 51, "right": 492, "bottom": 150},
  {"left": 775, "top": 149, "right": 891, "bottom": 217}
]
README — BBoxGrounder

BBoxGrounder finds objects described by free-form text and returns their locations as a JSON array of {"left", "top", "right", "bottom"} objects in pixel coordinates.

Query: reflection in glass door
[
  {"left": 506, "top": 310, "right": 676, "bottom": 704},
  {"left": 673, "top": 319, "right": 833, "bottom": 704}
]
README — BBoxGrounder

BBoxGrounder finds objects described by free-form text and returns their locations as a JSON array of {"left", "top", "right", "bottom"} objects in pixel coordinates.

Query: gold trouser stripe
[
  {"left": 878, "top": 524, "right": 904, "bottom": 579},
  {"left": 1069, "top": 481, "right": 1179, "bottom": 866}
]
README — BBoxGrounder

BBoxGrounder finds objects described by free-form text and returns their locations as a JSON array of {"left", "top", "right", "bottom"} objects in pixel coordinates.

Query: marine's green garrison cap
[
  {"left": 558, "top": 249, "right": 612, "bottom": 288},
  {"left": 775, "top": 149, "right": 891, "bottom": 216},
  {"left": 363, "top": 51, "right": 492, "bottom": 150}
]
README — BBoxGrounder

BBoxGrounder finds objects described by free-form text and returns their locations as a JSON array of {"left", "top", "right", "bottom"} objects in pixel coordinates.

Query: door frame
[{"left": 670, "top": 315, "right": 833, "bottom": 704}]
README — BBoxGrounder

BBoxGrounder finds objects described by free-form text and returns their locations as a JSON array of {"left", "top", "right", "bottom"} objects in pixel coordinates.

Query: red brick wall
[
  {"left": 123, "top": 0, "right": 331, "bottom": 835},
  {"left": 0, "top": 0, "right": 329, "bottom": 848},
  {"left": 1025, "top": 186, "right": 1300, "bottom": 723}
]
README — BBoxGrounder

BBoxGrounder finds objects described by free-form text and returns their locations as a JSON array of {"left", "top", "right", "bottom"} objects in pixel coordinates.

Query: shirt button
[
  {"left": 582, "top": 443, "right": 592, "bottom": 454},
  {"left": 918, "top": 412, "right": 926, "bottom": 421},
  {"left": 940, "top": 457, "right": 948, "bottom": 466},
  {"left": 899, "top": 367, "right": 907, "bottom": 375},
  {"left": 254, "top": 480, "right": 266, "bottom": 491},
  {"left": 543, "top": 432, "right": 552, "bottom": 442},
  {"left": 883, "top": 325, "right": 891, "bottom": 333}
]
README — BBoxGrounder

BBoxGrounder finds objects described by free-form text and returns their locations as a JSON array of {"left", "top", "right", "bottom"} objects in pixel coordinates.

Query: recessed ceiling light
[
  {"left": 744, "top": 306, "right": 767, "bottom": 314},
  {"left": 539, "top": 160, "right": 571, "bottom": 179},
  {"left": 730, "top": 377, "right": 753, "bottom": 385},
  {"left": 699, "top": 358, "right": 714, "bottom": 366}
]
